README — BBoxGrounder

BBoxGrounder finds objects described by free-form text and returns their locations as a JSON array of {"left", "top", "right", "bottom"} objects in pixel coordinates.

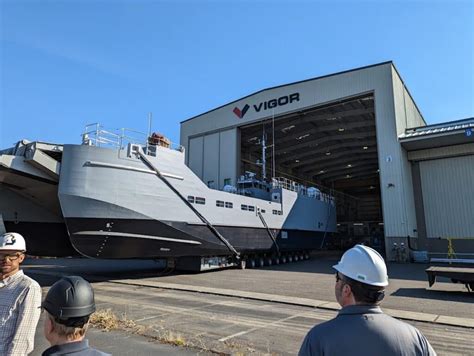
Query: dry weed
[{"left": 90, "top": 309, "right": 139, "bottom": 332}]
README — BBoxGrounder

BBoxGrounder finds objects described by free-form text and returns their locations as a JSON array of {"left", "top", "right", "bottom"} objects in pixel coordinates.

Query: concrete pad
[
  {"left": 384, "top": 308, "right": 438, "bottom": 323},
  {"left": 435, "top": 315, "right": 474, "bottom": 328},
  {"left": 25, "top": 259, "right": 474, "bottom": 330}
]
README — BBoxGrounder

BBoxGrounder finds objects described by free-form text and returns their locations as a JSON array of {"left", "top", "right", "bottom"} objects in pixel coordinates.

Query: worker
[
  {"left": 0, "top": 232, "right": 42, "bottom": 355},
  {"left": 42, "top": 276, "right": 110, "bottom": 355},
  {"left": 299, "top": 244, "right": 436, "bottom": 356}
]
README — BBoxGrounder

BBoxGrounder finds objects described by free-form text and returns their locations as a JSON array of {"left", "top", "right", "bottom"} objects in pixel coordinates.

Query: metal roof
[{"left": 399, "top": 117, "right": 474, "bottom": 150}]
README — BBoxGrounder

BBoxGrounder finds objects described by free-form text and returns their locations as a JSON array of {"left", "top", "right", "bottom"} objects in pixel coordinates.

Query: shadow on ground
[{"left": 392, "top": 287, "right": 473, "bottom": 302}]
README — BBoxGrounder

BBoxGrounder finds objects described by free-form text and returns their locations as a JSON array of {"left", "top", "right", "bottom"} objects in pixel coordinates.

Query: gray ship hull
[{"left": 58, "top": 143, "right": 336, "bottom": 259}]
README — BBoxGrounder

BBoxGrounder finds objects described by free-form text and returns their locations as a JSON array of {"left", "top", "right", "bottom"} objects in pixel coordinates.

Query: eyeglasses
[
  {"left": 335, "top": 272, "right": 342, "bottom": 282},
  {"left": 0, "top": 253, "right": 23, "bottom": 261}
]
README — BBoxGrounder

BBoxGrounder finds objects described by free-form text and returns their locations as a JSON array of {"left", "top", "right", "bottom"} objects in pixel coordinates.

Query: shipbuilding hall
[{"left": 180, "top": 61, "right": 474, "bottom": 261}]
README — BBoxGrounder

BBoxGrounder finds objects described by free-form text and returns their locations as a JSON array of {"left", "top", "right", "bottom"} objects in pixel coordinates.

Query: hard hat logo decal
[
  {"left": 357, "top": 274, "right": 366, "bottom": 281},
  {"left": 4, "top": 234, "right": 16, "bottom": 246}
]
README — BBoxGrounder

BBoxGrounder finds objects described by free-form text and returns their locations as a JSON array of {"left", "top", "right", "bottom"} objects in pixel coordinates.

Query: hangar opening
[{"left": 239, "top": 93, "right": 383, "bottom": 248}]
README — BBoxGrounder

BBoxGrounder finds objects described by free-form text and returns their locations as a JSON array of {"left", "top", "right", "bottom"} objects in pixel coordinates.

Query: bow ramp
[{"left": 0, "top": 140, "right": 76, "bottom": 256}]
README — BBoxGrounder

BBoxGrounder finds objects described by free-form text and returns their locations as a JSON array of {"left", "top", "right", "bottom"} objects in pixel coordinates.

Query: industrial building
[{"left": 180, "top": 61, "right": 474, "bottom": 261}]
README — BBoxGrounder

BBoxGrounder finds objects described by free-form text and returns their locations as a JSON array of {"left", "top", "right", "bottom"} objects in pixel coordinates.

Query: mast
[
  {"left": 272, "top": 109, "right": 275, "bottom": 179},
  {"left": 261, "top": 130, "right": 266, "bottom": 180}
]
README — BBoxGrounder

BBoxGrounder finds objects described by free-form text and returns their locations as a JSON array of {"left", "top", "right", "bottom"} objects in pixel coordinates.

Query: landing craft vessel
[
  {"left": 0, "top": 140, "right": 76, "bottom": 256},
  {"left": 57, "top": 125, "right": 336, "bottom": 269}
]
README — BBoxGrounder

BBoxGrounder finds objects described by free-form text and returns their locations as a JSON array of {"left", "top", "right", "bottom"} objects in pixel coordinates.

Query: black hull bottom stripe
[
  {"left": 4, "top": 222, "right": 78, "bottom": 257},
  {"left": 65, "top": 218, "right": 327, "bottom": 259}
]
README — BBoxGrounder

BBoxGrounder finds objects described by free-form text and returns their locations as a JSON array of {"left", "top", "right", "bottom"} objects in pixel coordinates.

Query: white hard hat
[
  {"left": 0, "top": 232, "right": 26, "bottom": 252},
  {"left": 333, "top": 244, "right": 388, "bottom": 287}
]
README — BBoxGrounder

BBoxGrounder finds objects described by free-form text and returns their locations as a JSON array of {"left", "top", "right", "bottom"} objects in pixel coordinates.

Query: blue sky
[{"left": 1, "top": 0, "right": 473, "bottom": 147}]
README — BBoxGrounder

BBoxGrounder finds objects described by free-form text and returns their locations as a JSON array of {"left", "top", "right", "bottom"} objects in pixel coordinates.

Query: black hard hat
[{"left": 42, "top": 276, "right": 96, "bottom": 325}]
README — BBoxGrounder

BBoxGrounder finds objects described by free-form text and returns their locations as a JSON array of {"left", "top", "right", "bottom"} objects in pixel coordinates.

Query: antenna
[
  {"left": 148, "top": 112, "right": 153, "bottom": 137},
  {"left": 272, "top": 109, "right": 275, "bottom": 179},
  {"left": 262, "top": 127, "right": 266, "bottom": 180}
]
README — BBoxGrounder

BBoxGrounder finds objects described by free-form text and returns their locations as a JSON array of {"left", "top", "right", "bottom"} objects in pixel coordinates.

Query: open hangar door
[{"left": 239, "top": 93, "right": 384, "bottom": 251}]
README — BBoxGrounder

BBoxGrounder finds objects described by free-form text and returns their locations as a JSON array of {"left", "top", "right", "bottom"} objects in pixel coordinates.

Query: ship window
[
  {"left": 225, "top": 202, "right": 233, "bottom": 208},
  {"left": 248, "top": 206, "right": 255, "bottom": 212},
  {"left": 187, "top": 196, "right": 195, "bottom": 203},
  {"left": 272, "top": 210, "right": 278, "bottom": 215},
  {"left": 278, "top": 210, "right": 283, "bottom": 215},
  {"left": 195, "top": 197, "right": 206, "bottom": 205},
  {"left": 216, "top": 200, "right": 224, "bottom": 207},
  {"left": 241, "top": 204, "right": 248, "bottom": 211},
  {"left": 224, "top": 178, "right": 231, "bottom": 186},
  {"left": 261, "top": 209, "right": 266, "bottom": 213}
]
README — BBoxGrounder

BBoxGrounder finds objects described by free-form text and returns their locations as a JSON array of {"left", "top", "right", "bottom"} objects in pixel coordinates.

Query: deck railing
[
  {"left": 271, "top": 176, "right": 335, "bottom": 205},
  {"left": 81, "top": 123, "right": 183, "bottom": 154}
]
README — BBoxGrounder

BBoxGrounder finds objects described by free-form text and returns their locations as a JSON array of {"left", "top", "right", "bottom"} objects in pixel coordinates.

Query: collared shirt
[
  {"left": 42, "top": 339, "right": 111, "bottom": 356},
  {"left": 299, "top": 304, "right": 437, "bottom": 356},
  {"left": 0, "top": 269, "right": 42, "bottom": 356}
]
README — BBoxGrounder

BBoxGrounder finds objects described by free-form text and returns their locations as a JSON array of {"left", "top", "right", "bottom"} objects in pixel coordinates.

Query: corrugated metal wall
[
  {"left": 188, "top": 136, "right": 203, "bottom": 178},
  {"left": 187, "top": 129, "right": 239, "bottom": 189},
  {"left": 420, "top": 155, "right": 474, "bottom": 238}
]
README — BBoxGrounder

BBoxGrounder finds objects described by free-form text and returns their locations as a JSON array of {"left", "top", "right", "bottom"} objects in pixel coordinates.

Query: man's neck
[
  {"left": 0, "top": 268, "right": 21, "bottom": 281},
  {"left": 49, "top": 335, "right": 85, "bottom": 346}
]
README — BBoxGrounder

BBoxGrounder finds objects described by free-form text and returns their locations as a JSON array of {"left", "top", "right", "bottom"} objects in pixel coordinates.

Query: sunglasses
[{"left": 0, "top": 252, "right": 23, "bottom": 261}]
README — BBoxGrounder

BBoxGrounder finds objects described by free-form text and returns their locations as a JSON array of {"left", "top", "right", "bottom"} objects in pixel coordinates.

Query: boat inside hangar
[{"left": 239, "top": 93, "right": 384, "bottom": 250}]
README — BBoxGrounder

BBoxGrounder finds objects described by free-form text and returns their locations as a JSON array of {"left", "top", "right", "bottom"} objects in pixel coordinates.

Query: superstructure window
[
  {"left": 216, "top": 200, "right": 225, "bottom": 207},
  {"left": 241, "top": 204, "right": 248, "bottom": 211},
  {"left": 225, "top": 202, "right": 233, "bottom": 208},
  {"left": 261, "top": 209, "right": 266, "bottom": 213},
  {"left": 187, "top": 196, "right": 195, "bottom": 203},
  {"left": 195, "top": 197, "right": 206, "bottom": 205},
  {"left": 272, "top": 210, "right": 282, "bottom": 215},
  {"left": 248, "top": 206, "right": 255, "bottom": 212}
]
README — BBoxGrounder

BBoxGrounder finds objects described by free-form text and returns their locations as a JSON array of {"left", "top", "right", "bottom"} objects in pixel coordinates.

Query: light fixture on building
[
  {"left": 296, "top": 133, "right": 310, "bottom": 140},
  {"left": 325, "top": 152, "right": 331, "bottom": 156},
  {"left": 281, "top": 125, "right": 295, "bottom": 133},
  {"left": 295, "top": 159, "right": 300, "bottom": 163},
  {"left": 363, "top": 146, "right": 368, "bottom": 150},
  {"left": 338, "top": 128, "right": 345, "bottom": 132},
  {"left": 319, "top": 170, "right": 325, "bottom": 174},
  {"left": 347, "top": 164, "right": 352, "bottom": 168},
  {"left": 346, "top": 174, "right": 351, "bottom": 178}
]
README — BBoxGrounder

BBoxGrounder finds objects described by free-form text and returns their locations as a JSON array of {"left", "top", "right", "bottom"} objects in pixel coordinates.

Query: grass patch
[{"left": 90, "top": 309, "right": 138, "bottom": 332}]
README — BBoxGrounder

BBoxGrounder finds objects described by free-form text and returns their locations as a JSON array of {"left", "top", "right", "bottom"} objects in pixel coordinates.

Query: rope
[
  {"left": 137, "top": 149, "right": 240, "bottom": 260},
  {"left": 257, "top": 211, "right": 280, "bottom": 254}
]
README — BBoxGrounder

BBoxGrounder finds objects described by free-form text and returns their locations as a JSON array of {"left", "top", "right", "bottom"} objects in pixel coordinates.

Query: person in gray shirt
[{"left": 299, "top": 244, "right": 436, "bottom": 356}]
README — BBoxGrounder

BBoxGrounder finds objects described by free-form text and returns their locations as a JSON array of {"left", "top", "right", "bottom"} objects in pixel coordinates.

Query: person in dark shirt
[
  {"left": 299, "top": 244, "right": 436, "bottom": 356},
  {"left": 41, "top": 276, "right": 110, "bottom": 356}
]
